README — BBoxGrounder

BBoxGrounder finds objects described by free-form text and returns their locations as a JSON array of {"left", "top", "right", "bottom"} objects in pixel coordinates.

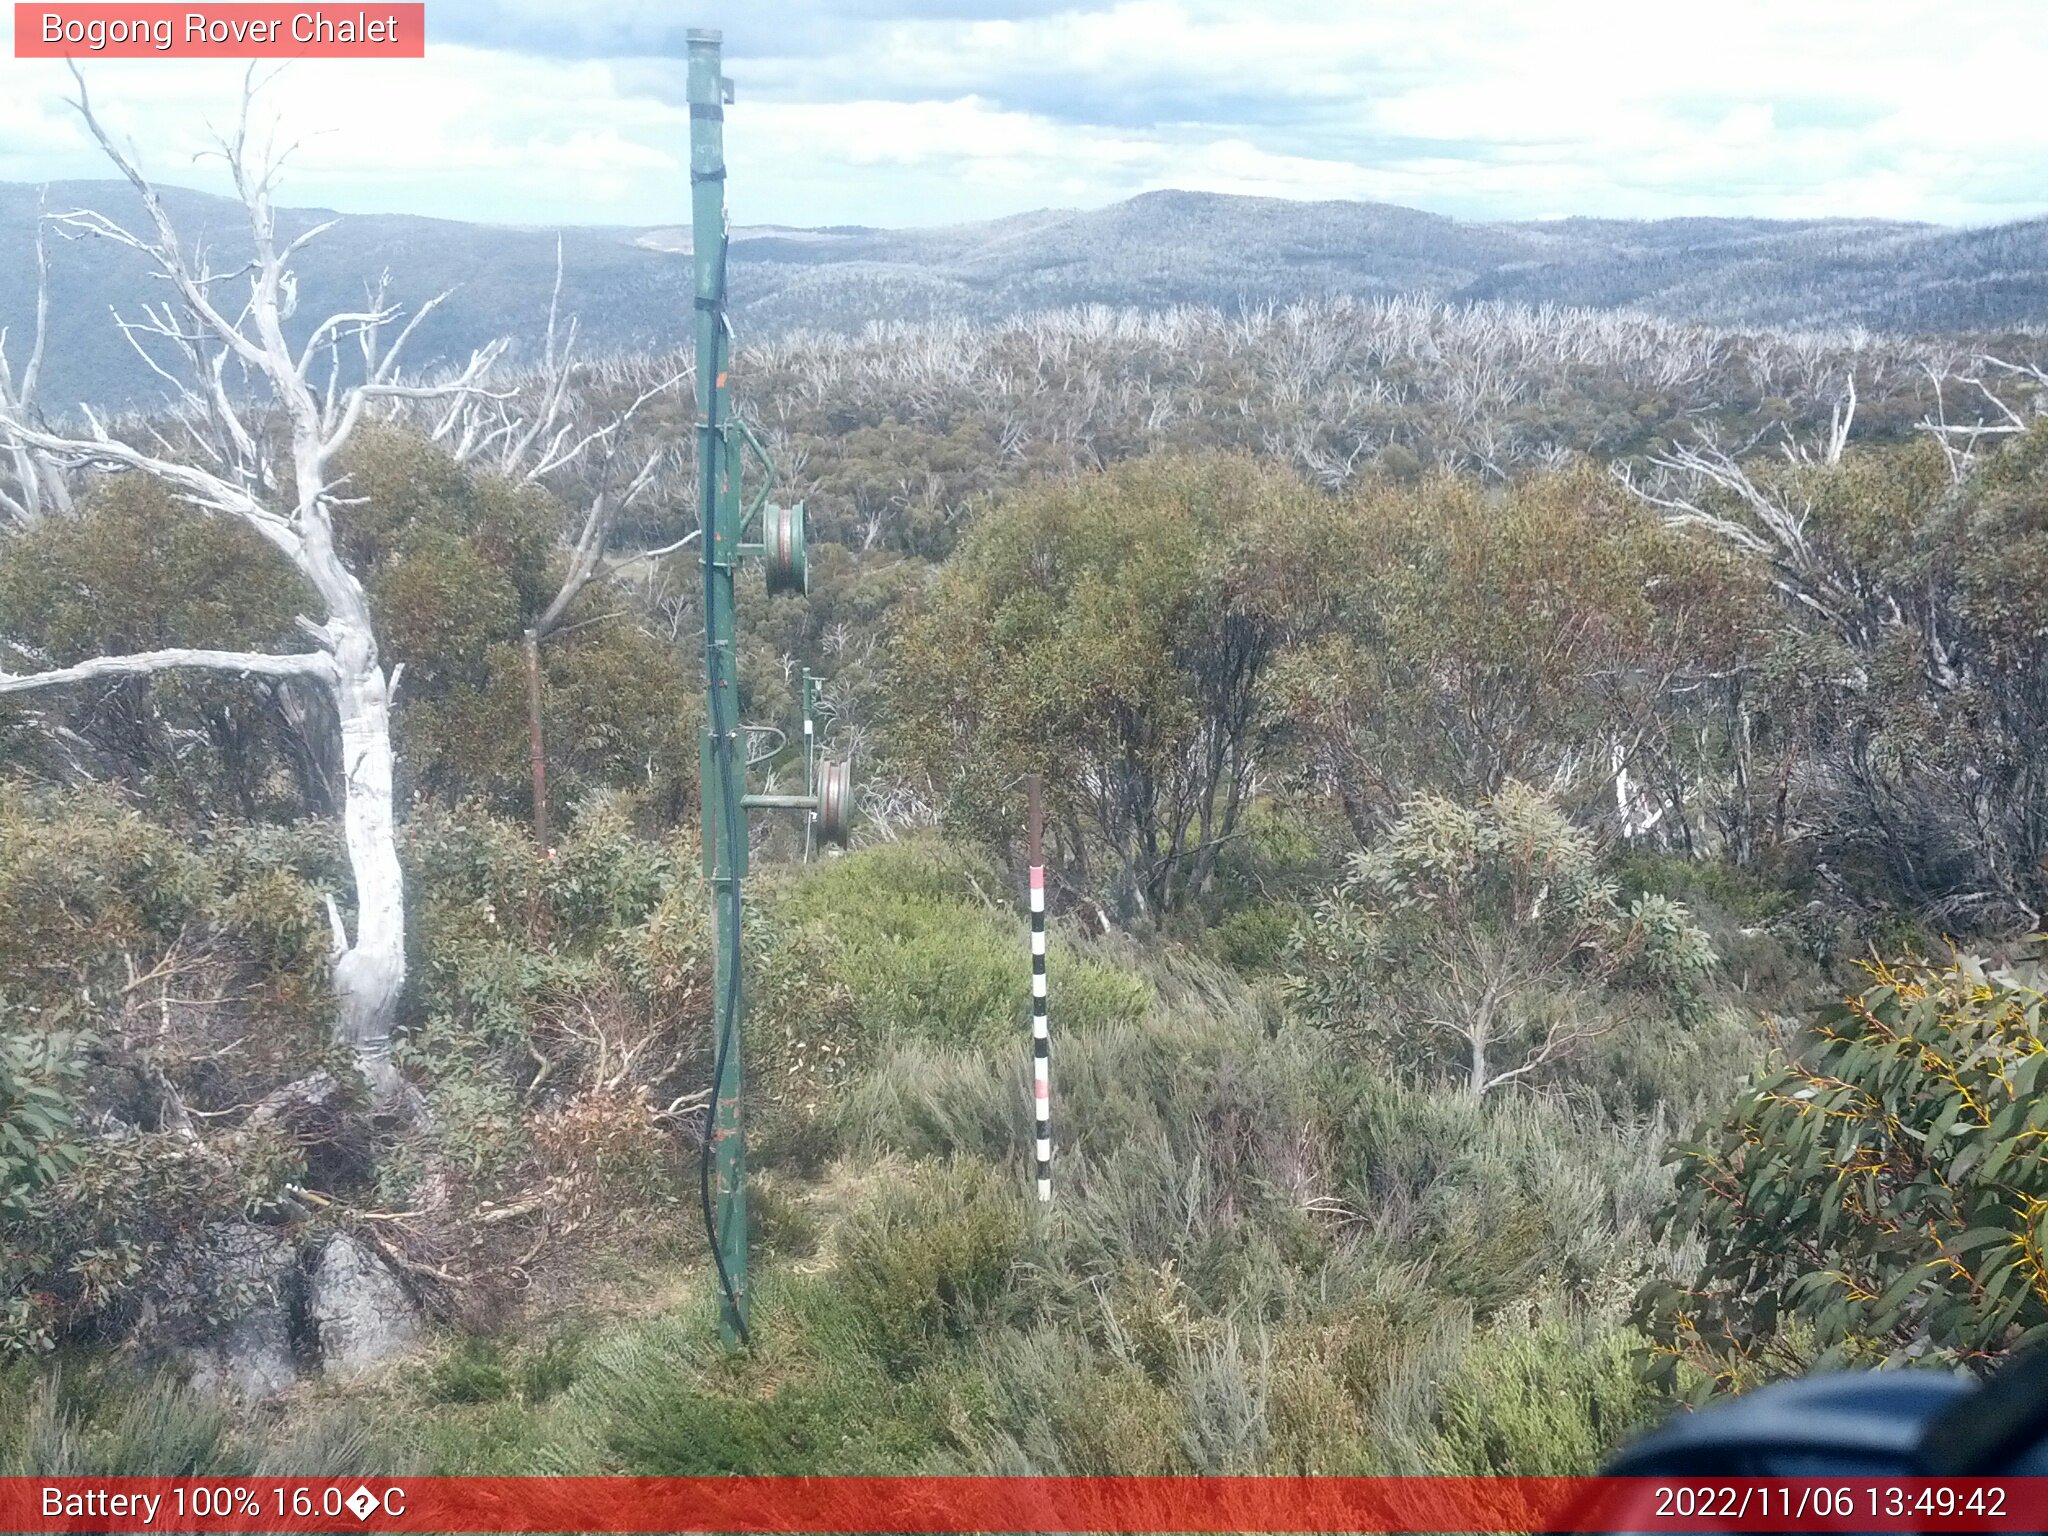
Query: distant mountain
[
  {"left": 6, "top": 181, "right": 2048, "bottom": 411},
  {"left": 0, "top": 180, "right": 696, "bottom": 413}
]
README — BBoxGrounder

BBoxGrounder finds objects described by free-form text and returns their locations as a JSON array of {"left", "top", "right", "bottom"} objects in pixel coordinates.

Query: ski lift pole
[
  {"left": 1027, "top": 774, "right": 1051, "bottom": 1201},
  {"left": 685, "top": 30, "right": 846, "bottom": 1350},
  {"left": 688, "top": 26, "right": 749, "bottom": 1350}
]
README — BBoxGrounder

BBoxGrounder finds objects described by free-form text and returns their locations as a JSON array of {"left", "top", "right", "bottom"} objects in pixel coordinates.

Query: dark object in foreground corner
[
  {"left": 1608, "top": 1372, "right": 1975, "bottom": 1477},
  {"left": 1609, "top": 1347, "right": 2048, "bottom": 1476},
  {"left": 1600, "top": 1348, "right": 2048, "bottom": 1529}
]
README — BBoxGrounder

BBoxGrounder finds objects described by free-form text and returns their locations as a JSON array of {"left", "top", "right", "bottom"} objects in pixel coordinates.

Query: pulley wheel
[
  {"left": 764, "top": 500, "right": 808, "bottom": 596},
  {"left": 815, "top": 757, "right": 853, "bottom": 847}
]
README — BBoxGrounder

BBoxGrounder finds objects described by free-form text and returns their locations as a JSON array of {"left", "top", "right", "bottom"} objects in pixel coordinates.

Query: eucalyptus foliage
[
  {"left": 1640, "top": 950, "right": 2048, "bottom": 1394},
  {"left": 0, "top": 1030, "right": 83, "bottom": 1223}
]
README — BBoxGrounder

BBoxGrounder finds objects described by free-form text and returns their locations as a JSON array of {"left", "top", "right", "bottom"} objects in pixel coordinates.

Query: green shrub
[
  {"left": 248, "top": 1402, "right": 391, "bottom": 1477},
  {"left": 428, "top": 1338, "right": 512, "bottom": 1404},
  {"left": 1614, "top": 853, "right": 1817, "bottom": 1002},
  {"left": 1615, "top": 850, "right": 1795, "bottom": 928},
  {"left": 892, "top": 453, "right": 1355, "bottom": 918},
  {"left": 1177, "top": 1322, "right": 1274, "bottom": 1472},
  {"left": 212, "top": 868, "right": 330, "bottom": 988},
  {"left": 750, "top": 1104, "right": 840, "bottom": 1178},
  {"left": 1039, "top": 1013, "right": 1334, "bottom": 1287},
  {"left": 1065, "top": 1359, "right": 1189, "bottom": 1472},
  {"left": 544, "top": 797, "right": 673, "bottom": 936},
  {"left": 828, "top": 1042, "right": 1020, "bottom": 1163},
  {"left": 1266, "top": 1326, "right": 1372, "bottom": 1473},
  {"left": 1331, "top": 1073, "right": 1648, "bottom": 1316},
  {"left": 0, "top": 1032, "right": 89, "bottom": 1353},
  {"left": 583, "top": 1282, "right": 945, "bottom": 1475},
  {"left": 1207, "top": 902, "right": 1302, "bottom": 976},
  {"left": 770, "top": 843, "right": 1155, "bottom": 1073},
  {"left": 834, "top": 984, "right": 1336, "bottom": 1302},
  {"left": 1573, "top": 1002, "right": 1763, "bottom": 1122},
  {"left": 397, "top": 802, "right": 706, "bottom": 1204},
  {"left": 0, "top": 1367, "right": 253, "bottom": 1476},
  {"left": 750, "top": 1179, "right": 824, "bottom": 1258},
  {"left": 0, "top": 475, "right": 311, "bottom": 822},
  {"left": 610, "top": 1375, "right": 886, "bottom": 1474},
  {"left": 792, "top": 842, "right": 1026, "bottom": 1046},
  {"left": 0, "top": 787, "right": 211, "bottom": 1024},
  {"left": 6, "top": 1123, "right": 303, "bottom": 1353},
  {"left": 1288, "top": 783, "right": 1715, "bottom": 1095},
  {"left": 1426, "top": 1318, "right": 1660, "bottom": 1474},
  {"left": 975, "top": 1329, "right": 1191, "bottom": 1474},
  {"left": 1207, "top": 800, "right": 1335, "bottom": 909},
  {"left": 837, "top": 1160, "right": 1027, "bottom": 1373},
  {"left": 746, "top": 914, "right": 859, "bottom": 1112},
  {"left": 425, "top": 1076, "right": 530, "bottom": 1187},
  {"left": 0, "top": 1031, "right": 86, "bottom": 1222},
  {"left": 516, "top": 1329, "right": 586, "bottom": 1404}
]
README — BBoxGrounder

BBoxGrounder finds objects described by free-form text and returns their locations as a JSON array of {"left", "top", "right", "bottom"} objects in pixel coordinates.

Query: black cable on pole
[
  {"left": 698, "top": 720, "right": 750, "bottom": 1346},
  {"left": 695, "top": 223, "right": 751, "bottom": 1348}
]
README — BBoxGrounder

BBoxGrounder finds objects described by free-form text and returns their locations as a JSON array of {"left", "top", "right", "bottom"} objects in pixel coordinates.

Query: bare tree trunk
[
  {"left": 331, "top": 643, "right": 406, "bottom": 1098},
  {"left": 1465, "top": 973, "right": 1501, "bottom": 1095},
  {"left": 1732, "top": 689, "right": 1756, "bottom": 867},
  {"left": 0, "top": 191, "right": 71, "bottom": 527}
]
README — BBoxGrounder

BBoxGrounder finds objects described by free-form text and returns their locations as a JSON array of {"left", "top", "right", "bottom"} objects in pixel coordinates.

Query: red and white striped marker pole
[{"left": 1027, "top": 773, "right": 1051, "bottom": 1202}]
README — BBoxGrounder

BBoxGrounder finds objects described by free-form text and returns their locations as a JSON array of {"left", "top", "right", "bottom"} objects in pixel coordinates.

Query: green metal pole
[
  {"left": 688, "top": 26, "right": 748, "bottom": 1349},
  {"left": 802, "top": 670, "right": 817, "bottom": 863}
]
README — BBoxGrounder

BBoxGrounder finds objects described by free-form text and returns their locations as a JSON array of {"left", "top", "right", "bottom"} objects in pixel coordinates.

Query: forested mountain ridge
[{"left": 7, "top": 178, "right": 2048, "bottom": 409}]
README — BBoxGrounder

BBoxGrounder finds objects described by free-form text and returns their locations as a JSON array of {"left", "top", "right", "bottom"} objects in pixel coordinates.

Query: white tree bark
[
  {"left": 0, "top": 648, "right": 333, "bottom": 691},
  {"left": 0, "top": 189, "right": 71, "bottom": 527},
  {"left": 0, "top": 70, "right": 504, "bottom": 1109},
  {"left": 328, "top": 651, "right": 405, "bottom": 1092}
]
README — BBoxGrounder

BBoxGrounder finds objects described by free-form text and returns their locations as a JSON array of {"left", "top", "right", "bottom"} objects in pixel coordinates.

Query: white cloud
[
  {"left": 0, "top": 41, "right": 684, "bottom": 221},
  {"left": 3, "top": 0, "right": 2046, "bottom": 228}
]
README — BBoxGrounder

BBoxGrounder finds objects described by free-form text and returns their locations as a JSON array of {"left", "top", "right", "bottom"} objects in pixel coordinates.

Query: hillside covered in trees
[
  {"left": 5, "top": 123, "right": 2048, "bottom": 1478},
  {"left": 11, "top": 177, "right": 2048, "bottom": 409}
]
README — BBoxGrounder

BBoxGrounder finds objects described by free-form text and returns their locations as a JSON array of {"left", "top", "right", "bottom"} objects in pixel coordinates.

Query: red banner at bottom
[{"left": 5, "top": 1475, "right": 2043, "bottom": 1533}]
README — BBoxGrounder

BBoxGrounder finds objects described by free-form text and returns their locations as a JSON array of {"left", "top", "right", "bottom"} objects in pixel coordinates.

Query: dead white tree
[
  {"left": 1605, "top": 392, "right": 1870, "bottom": 862},
  {"left": 0, "top": 189, "right": 72, "bottom": 526},
  {"left": 1613, "top": 429, "right": 1857, "bottom": 636},
  {"left": 1918, "top": 355, "right": 2048, "bottom": 481},
  {"left": 0, "top": 71, "right": 505, "bottom": 1108}
]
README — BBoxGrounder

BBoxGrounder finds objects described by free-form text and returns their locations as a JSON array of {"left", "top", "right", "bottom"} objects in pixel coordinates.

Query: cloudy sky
[{"left": 3, "top": 0, "right": 2045, "bottom": 230}]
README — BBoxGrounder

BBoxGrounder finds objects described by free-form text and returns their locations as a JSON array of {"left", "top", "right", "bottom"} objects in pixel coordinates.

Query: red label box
[
  {"left": 5, "top": 1476, "right": 2048, "bottom": 1533},
  {"left": 14, "top": 4, "right": 426, "bottom": 57}
]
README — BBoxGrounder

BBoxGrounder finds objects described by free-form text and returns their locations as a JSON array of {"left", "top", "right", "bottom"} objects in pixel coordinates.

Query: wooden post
[{"left": 1027, "top": 773, "right": 1051, "bottom": 1201}]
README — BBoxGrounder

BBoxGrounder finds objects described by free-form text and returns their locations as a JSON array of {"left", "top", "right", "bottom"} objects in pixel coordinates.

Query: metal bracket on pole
[{"left": 802, "top": 670, "right": 818, "bottom": 862}]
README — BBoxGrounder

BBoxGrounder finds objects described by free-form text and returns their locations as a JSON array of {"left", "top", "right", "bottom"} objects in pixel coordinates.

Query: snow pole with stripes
[{"left": 1027, "top": 773, "right": 1051, "bottom": 1202}]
